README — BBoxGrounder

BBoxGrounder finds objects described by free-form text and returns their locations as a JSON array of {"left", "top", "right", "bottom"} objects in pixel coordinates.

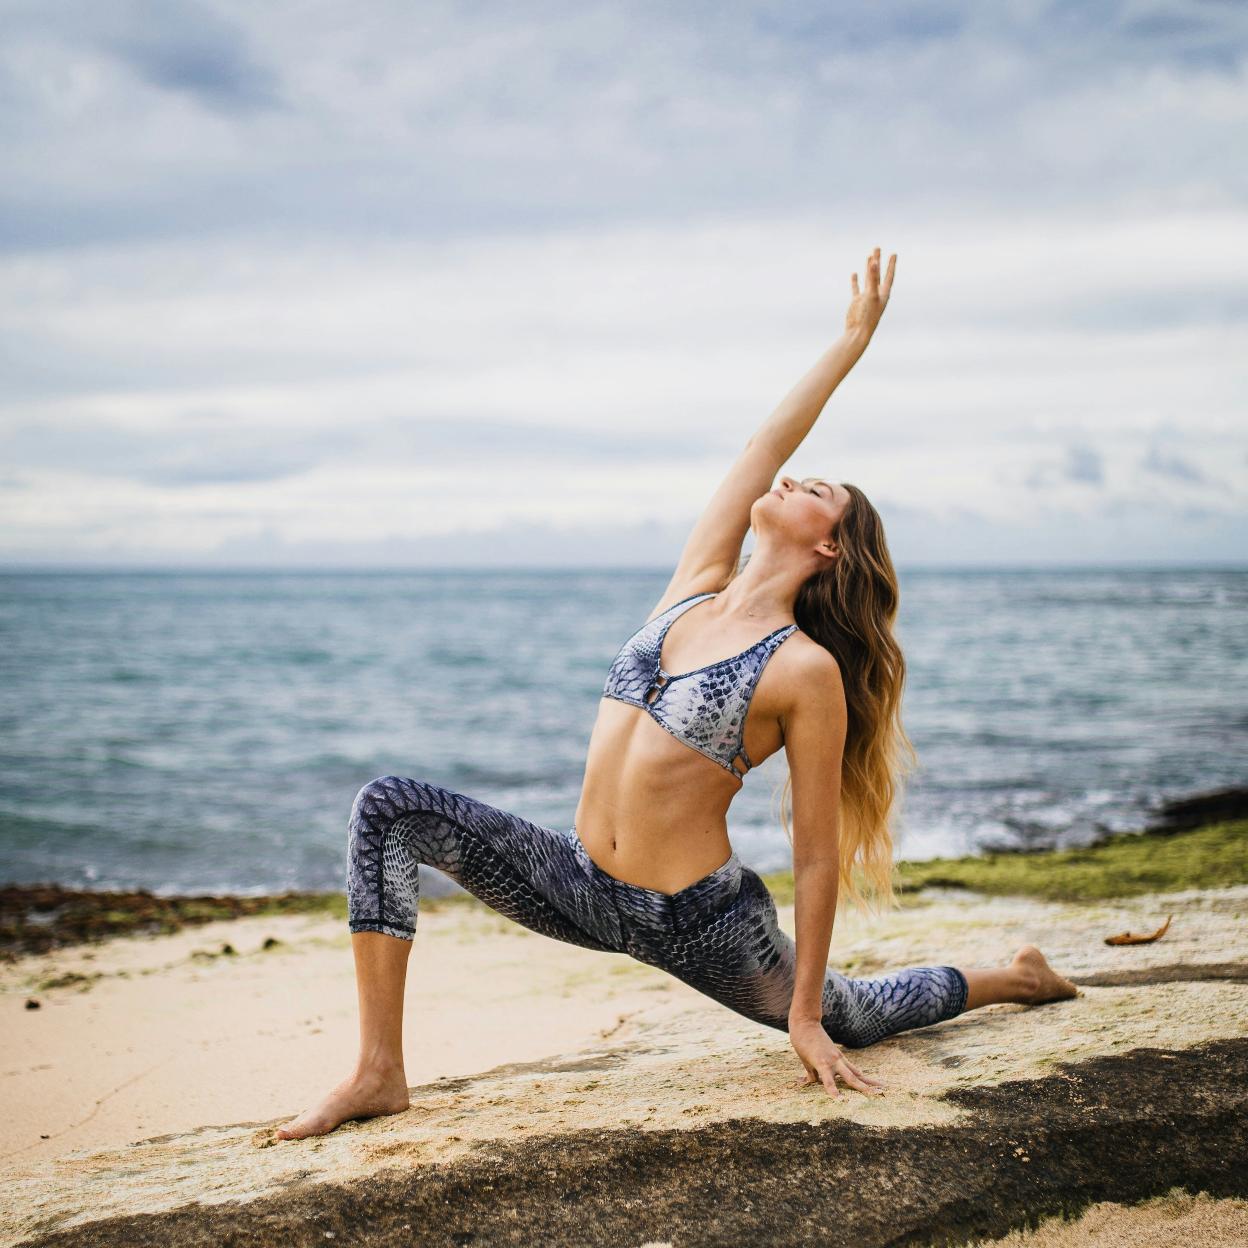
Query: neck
[{"left": 715, "top": 540, "right": 827, "bottom": 622}]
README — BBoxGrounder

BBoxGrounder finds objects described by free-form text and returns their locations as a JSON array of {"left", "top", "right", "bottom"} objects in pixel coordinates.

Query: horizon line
[{"left": 2, "top": 562, "right": 1247, "bottom": 576}]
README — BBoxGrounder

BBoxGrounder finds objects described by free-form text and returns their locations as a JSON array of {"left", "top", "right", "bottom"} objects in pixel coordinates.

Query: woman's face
[{"left": 755, "top": 475, "right": 850, "bottom": 545}]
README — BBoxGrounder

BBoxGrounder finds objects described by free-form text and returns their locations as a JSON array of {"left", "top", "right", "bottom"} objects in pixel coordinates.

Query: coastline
[
  {"left": 2, "top": 795, "right": 1246, "bottom": 1246},
  {"left": 5, "top": 786, "right": 1246, "bottom": 961}
]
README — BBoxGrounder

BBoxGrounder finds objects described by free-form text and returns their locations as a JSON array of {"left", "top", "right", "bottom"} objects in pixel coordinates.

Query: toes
[
  {"left": 275, "top": 1117, "right": 319, "bottom": 1141},
  {"left": 284, "top": 1124, "right": 320, "bottom": 1140}
]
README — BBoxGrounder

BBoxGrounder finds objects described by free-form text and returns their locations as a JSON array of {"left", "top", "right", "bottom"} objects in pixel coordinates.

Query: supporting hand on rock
[{"left": 788, "top": 1017, "right": 885, "bottom": 1098}]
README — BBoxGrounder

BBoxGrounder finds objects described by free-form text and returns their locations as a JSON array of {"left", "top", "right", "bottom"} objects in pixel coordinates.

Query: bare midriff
[{"left": 572, "top": 692, "right": 786, "bottom": 894}]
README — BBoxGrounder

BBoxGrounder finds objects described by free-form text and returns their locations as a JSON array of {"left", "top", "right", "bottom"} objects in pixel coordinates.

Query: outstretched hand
[
  {"left": 844, "top": 246, "right": 896, "bottom": 342},
  {"left": 789, "top": 1017, "right": 885, "bottom": 1099}
]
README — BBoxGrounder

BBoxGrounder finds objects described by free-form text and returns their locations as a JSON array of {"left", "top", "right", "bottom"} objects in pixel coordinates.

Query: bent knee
[
  {"left": 350, "top": 774, "right": 430, "bottom": 822},
  {"left": 355, "top": 774, "right": 406, "bottom": 805},
  {"left": 353, "top": 774, "right": 455, "bottom": 806}
]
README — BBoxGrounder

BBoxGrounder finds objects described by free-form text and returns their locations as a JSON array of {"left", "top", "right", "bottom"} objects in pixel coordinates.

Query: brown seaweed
[{"left": 1104, "top": 914, "right": 1172, "bottom": 946}]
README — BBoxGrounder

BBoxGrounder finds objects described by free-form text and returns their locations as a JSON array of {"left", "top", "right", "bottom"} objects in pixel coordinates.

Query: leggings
[{"left": 345, "top": 775, "right": 968, "bottom": 1050}]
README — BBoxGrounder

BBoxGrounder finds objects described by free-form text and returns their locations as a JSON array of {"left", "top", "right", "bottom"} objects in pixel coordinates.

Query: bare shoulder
[
  {"left": 775, "top": 635, "right": 847, "bottom": 801},
  {"left": 772, "top": 634, "right": 846, "bottom": 718}
]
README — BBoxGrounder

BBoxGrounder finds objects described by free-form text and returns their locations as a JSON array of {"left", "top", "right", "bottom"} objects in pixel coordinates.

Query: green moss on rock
[
  {"left": 7, "top": 818, "right": 1244, "bottom": 958},
  {"left": 761, "top": 820, "right": 1248, "bottom": 905}
]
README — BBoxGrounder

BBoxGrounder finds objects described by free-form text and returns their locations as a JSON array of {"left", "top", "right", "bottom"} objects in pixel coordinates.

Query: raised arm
[{"left": 648, "top": 248, "right": 896, "bottom": 616}]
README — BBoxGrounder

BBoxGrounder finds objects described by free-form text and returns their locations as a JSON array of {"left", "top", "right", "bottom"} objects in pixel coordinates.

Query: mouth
[{"left": 770, "top": 488, "right": 783, "bottom": 499}]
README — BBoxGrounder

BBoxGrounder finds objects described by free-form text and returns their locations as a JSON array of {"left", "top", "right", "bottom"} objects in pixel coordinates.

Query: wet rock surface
[
  {"left": 4, "top": 823, "right": 1246, "bottom": 1247},
  {"left": 1073, "top": 961, "right": 1248, "bottom": 987},
  {"left": 0, "top": 884, "right": 342, "bottom": 960},
  {"left": 12, "top": 1039, "right": 1248, "bottom": 1248},
  {"left": 1144, "top": 786, "right": 1248, "bottom": 834}
]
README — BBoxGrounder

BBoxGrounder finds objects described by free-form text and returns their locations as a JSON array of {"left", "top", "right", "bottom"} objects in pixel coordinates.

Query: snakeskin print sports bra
[{"left": 601, "top": 591, "right": 800, "bottom": 781}]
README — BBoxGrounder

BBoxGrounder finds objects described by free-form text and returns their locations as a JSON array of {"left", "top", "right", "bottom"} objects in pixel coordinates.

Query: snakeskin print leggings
[{"left": 346, "top": 775, "right": 969, "bottom": 1049}]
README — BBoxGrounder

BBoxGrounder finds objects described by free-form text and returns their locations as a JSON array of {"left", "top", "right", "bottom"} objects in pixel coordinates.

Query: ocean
[{"left": 1, "top": 568, "right": 1243, "bottom": 897}]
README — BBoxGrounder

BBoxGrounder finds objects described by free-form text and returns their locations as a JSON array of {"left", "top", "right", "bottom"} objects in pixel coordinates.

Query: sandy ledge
[
  {"left": 2, "top": 876, "right": 1246, "bottom": 1246},
  {"left": 969, "top": 1189, "right": 1248, "bottom": 1246}
]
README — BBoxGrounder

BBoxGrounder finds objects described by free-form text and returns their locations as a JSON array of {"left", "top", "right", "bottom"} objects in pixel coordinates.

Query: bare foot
[
  {"left": 1011, "top": 945, "right": 1079, "bottom": 1005},
  {"left": 274, "top": 1066, "right": 411, "bottom": 1140}
]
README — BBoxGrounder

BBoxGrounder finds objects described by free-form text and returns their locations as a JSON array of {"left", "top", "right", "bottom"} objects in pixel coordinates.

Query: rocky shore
[{"left": 2, "top": 792, "right": 1245, "bottom": 1246}]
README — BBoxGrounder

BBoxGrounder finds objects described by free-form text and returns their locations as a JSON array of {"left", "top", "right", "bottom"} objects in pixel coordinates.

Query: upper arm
[
  {"left": 646, "top": 437, "right": 787, "bottom": 620},
  {"left": 781, "top": 648, "right": 847, "bottom": 868}
]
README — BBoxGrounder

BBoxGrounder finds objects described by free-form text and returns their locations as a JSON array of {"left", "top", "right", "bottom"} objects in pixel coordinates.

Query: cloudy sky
[{"left": 1, "top": 0, "right": 1245, "bottom": 569}]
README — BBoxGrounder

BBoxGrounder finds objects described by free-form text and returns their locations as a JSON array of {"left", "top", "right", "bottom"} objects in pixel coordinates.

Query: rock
[{"left": 1146, "top": 786, "right": 1248, "bottom": 834}]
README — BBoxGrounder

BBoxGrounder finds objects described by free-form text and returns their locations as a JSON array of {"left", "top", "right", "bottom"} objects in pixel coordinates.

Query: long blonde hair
[{"left": 739, "top": 483, "right": 917, "bottom": 912}]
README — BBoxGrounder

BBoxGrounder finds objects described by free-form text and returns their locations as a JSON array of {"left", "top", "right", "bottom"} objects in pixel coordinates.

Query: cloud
[
  {"left": 0, "top": 2, "right": 1244, "bottom": 567},
  {"left": 1024, "top": 442, "right": 1106, "bottom": 490},
  {"left": 4, "top": 494, "right": 1246, "bottom": 570},
  {"left": 0, "top": 403, "right": 725, "bottom": 492},
  {"left": 6, "top": 0, "right": 283, "bottom": 112},
  {"left": 107, "top": 34, "right": 280, "bottom": 114},
  {"left": 1065, "top": 443, "right": 1105, "bottom": 485},
  {"left": 0, "top": 2, "right": 1246, "bottom": 251},
  {"left": 1140, "top": 441, "right": 1209, "bottom": 484},
  {"left": 1, "top": 210, "right": 1244, "bottom": 566},
  {"left": 0, "top": 417, "right": 352, "bottom": 487}
]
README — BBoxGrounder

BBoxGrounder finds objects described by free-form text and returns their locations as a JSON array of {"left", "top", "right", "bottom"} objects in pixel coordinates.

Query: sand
[
  {"left": 2, "top": 883, "right": 1246, "bottom": 1246},
  {"left": 1, "top": 901, "right": 694, "bottom": 1169},
  {"left": 970, "top": 1190, "right": 1248, "bottom": 1246}
]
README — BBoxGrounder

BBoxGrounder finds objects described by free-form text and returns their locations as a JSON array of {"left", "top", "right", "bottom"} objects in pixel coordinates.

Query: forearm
[
  {"left": 788, "top": 858, "right": 841, "bottom": 1024},
  {"left": 753, "top": 328, "right": 871, "bottom": 462}
]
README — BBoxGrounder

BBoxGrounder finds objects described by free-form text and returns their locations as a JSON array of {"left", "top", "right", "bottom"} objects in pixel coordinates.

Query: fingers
[
  {"left": 803, "top": 1062, "right": 843, "bottom": 1098},
  {"left": 836, "top": 1059, "right": 884, "bottom": 1097},
  {"left": 881, "top": 252, "right": 897, "bottom": 299},
  {"left": 859, "top": 247, "right": 897, "bottom": 302},
  {"left": 797, "top": 1042, "right": 884, "bottom": 1099},
  {"left": 843, "top": 1057, "right": 886, "bottom": 1088},
  {"left": 851, "top": 271, "right": 859, "bottom": 296},
  {"left": 800, "top": 1060, "right": 884, "bottom": 1098},
  {"left": 815, "top": 1064, "right": 842, "bottom": 1099}
]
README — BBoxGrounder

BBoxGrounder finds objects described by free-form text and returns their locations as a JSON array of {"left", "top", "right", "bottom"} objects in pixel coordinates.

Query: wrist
[
  {"left": 842, "top": 326, "right": 872, "bottom": 354},
  {"left": 788, "top": 1009, "right": 823, "bottom": 1028}
]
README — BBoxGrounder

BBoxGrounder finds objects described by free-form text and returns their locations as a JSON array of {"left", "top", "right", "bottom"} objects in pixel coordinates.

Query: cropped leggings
[{"left": 345, "top": 775, "right": 968, "bottom": 1050}]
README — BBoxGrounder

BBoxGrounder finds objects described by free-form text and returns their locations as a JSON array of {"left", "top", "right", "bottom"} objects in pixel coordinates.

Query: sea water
[{"left": 0, "top": 568, "right": 1243, "bottom": 896}]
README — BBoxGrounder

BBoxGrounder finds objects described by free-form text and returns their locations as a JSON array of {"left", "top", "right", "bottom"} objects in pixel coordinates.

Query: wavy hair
[{"left": 737, "top": 483, "right": 917, "bottom": 912}]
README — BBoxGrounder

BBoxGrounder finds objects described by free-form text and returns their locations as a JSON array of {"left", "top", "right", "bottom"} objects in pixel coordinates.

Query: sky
[{"left": 1, "top": 0, "right": 1245, "bottom": 570}]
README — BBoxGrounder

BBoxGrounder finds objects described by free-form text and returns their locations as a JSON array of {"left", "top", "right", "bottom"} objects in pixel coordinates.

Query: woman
[{"left": 276, "top": 247, "right": 1076, "bottom": 1141}]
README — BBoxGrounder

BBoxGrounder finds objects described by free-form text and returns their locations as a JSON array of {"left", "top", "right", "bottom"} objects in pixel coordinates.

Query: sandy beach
[{"left": 3, "top": 820, "right": 1247, "bottom": 1246}]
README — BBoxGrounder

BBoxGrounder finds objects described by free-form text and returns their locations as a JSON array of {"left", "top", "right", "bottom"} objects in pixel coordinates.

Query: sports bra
[{"left": 601, "top": 591, "right": 800, "bottom": 781}]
